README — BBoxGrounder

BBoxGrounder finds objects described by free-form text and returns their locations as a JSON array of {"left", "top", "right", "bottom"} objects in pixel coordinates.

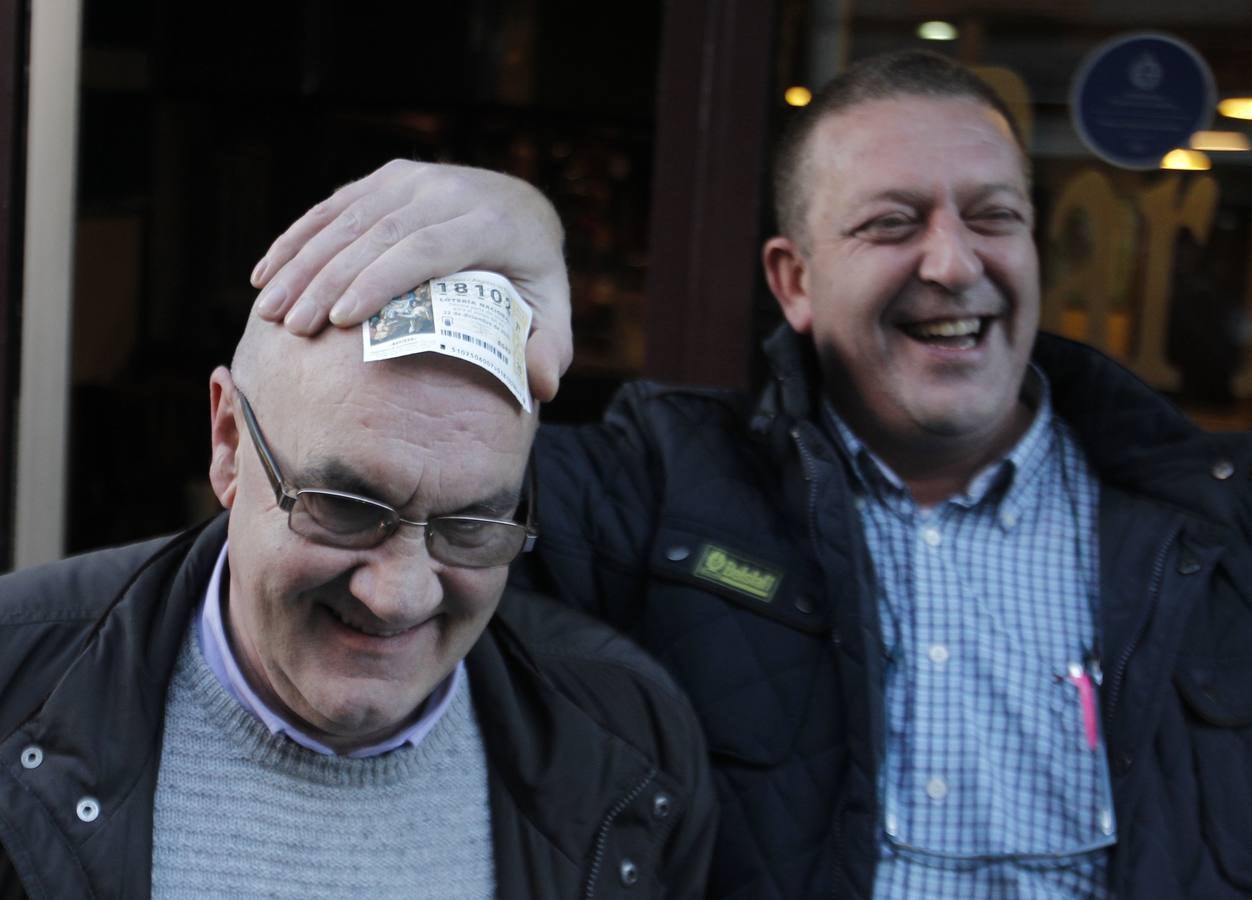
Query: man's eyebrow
[
  {"left": 855, "top": 188, "right": 930, "bottom": 208},
  {"left": 963, "top": 182, "right": 1030, "bottom": 203},
  {"left": 454, "top": 486, "right": 524, "bottom": 518},
  {"left": 298, "top": 460, "right": 523, "bottom": 517},
  {"left": 855, "top": 184, "right": 1027, "bottom": 208},
  {"left": 299, "top": 460, "right": 390, "bottom": 501}
]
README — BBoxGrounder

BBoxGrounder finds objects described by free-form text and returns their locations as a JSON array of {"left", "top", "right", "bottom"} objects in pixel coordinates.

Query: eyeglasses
[{"left": 235, "top": 386, "right": 538, "bottom": 568}]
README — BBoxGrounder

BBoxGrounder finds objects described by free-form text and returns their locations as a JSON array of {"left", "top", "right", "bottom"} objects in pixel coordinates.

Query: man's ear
[
  {"left": 208, "top": 366, "right": 241, "bottom": 509},
  {"left": 762, "top": 236, "right": 813, "bottom": 334}
]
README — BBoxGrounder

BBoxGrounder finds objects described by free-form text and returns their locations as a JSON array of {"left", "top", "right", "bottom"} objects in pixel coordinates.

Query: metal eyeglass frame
[{"left": 234, "top": 385, "right": 538, "bottom": 567}]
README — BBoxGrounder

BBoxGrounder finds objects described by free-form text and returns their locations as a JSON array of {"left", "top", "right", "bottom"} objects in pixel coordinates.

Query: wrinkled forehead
[
  {"left": 235, "top": 316, "right": 536, "bottom": 463},
  {"left": 805, "top": 94, "right": 1029, "bottom": 193}
]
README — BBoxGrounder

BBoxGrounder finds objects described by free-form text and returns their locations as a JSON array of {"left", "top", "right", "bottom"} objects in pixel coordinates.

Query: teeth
[
  {"left": 909, "top": 317, "right": 981, "bottom": 338},
  {"left": 329, "top": 607, "right": 410, "bottom": 637}
]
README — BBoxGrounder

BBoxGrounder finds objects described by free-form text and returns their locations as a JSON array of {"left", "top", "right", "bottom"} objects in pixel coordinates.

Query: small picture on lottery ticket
[
  {"left": 361, "top": 270, "right": 533, "bottom": 412},
  {"left": 367, "top": 284, "right": 435, "bottom": 346}
]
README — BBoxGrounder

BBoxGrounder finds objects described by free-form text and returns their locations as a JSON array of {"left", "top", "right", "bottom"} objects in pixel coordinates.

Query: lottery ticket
[{"left": 362, "top": 270, "right": 532, "bottom": 411}]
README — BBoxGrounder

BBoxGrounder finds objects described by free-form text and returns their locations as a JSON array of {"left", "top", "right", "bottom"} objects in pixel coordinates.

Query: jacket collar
[
  {"left": 1034, "top": 332, "right": 1252, "bottom": 525},
  {"left": 752, "top": 324, "right": 824, "bottom": 435},
  {"left": 756, "top": 323, "right": 1251, "bottom": 524}
]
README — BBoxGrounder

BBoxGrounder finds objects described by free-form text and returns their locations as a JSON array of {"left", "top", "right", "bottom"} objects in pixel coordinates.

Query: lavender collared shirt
[{"left": 197, "top": 542, "right": 463, "bottom": 759}]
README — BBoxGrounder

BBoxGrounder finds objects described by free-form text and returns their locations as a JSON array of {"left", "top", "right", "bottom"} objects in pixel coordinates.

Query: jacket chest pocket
[
  {"left": 1173, "top": 659, "right": 1252, "bottom": 890},
  {"left": 1173, "top": 573, "right": 1252, "bottom": 891},
  {"left": 643, "top": 526, "right": 833, "bottom": 766}
]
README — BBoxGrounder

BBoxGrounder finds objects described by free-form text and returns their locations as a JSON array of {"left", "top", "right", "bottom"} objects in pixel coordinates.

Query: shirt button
[
  {"left": 928, "top": 644, "right": 950, "bottom": 665},
  {"left": 1000, "top": 510, "right": 1019, "bottom": 529},
  {"left": 925, "top": 777, "right": 948, "bottom": 800},
  {"left": 1099, "top": 808, "right": 1114, "bottom": 835},
  {"left": 921, "top": 526, "right": 942, "bottom": 547},
  {"left": 884, "top": 812, "right": 899, "bottom": 836}
]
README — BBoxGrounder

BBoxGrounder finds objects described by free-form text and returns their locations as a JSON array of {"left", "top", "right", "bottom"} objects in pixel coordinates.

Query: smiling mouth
[
  {"left": 325, "top": 605, "right": 418, "bottom": 639},
  {"left": 898, "top": 316, "right": 989, "bottom": 350}
]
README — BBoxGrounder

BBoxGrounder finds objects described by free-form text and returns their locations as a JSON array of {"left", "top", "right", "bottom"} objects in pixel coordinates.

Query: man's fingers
[
  {"left": 322, "top": 213, "right": 499, "bottom": 326},
  {"left": 250, "top": 158, "right": 425, "bottom": 291},
  {"left": 284, "top": 213, "right": 486, "bottom": 334},
  {"left": 525, "top": 329, "right": 572, "bottom": 402},
  {"left": 264, "top": 170, "right": 495, "bottom": 329},
  {"left": 325, "top": 209, "right": 485, "bottom": 324},
  {"left": 252, "top": 169, "right": 387, "bottom": 289},
  {"left": 523, "top": 271, "right": 574, "bottom": 402},
  {"left": 254, "top": 186, "right": 415, "bottom": 324}
]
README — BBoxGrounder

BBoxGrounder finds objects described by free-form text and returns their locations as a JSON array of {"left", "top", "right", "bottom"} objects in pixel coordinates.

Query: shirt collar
[
  {"left": 822, "top": 364, "right": 1055, "bottom": 515},
  {"left": 197, "top": 542, "right": 463, "bottom": 758}
]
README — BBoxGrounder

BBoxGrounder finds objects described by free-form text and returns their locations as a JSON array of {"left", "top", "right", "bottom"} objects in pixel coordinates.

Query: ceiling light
[
  {"left": 1189, "top": 130, "right": 1250, "bottom": 151},
  {"left": 1161, "top": 148, "right": 1211, "bottom": 170},
  {"left": 917, "top": 21, "right": 958, "bottom": 41},
  {"left": 1217, "top": 98, "right": 1252, "bottom": 120},
  {"left": 784, "top": 86, "right": 812, "bottom": 107}
]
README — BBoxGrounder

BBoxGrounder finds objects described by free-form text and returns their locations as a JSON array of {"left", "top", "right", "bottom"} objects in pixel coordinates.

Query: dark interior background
[{"left": 2, "top": 0, "right": 1250, "bottom": 564}]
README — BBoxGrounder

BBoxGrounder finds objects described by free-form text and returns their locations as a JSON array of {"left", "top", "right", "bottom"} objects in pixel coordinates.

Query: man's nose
[
  {"left": 917, "top": 212, "right": 983, "bottom": 291},
  {"left": 347, "top": 532, "right": 444, "bottom": 624}
]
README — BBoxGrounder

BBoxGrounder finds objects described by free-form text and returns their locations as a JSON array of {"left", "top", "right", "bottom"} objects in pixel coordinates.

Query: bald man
[{"left": 0, "top": 309, "right": 714, "bottom": 899}]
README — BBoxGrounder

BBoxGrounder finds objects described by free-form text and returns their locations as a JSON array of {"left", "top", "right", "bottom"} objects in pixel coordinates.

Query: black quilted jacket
[
  {"left": 0, "top": 515, "right": 716, "bottom": 900},
  {"left": 522, "top": 325, "right": 1252, "bottom": 899}
]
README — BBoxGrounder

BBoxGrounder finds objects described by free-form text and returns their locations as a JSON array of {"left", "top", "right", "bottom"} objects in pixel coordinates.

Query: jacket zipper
[
  {"left": 790, "top": 424, "right": 849, "bottom": 898},
  {"left": 1104, "top": 531, "right": 1173, "bottom": 725},
  {"left": 790, "top": 425, "right": 822, "bottom": 558},
  {"left": 582, "top": 768, "right": 655, "bottom": 899}
]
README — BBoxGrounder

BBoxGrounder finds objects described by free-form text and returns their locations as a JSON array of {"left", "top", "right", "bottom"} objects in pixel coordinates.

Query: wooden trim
[
  {"left": 644, "top": 0, "right": 778, "bottom": 388},
  {"left": 14, "top": 0, "right": 81, "bottom": 568},
  {"left": 0, "top": 0, "right": 24, "bottom": 570}
]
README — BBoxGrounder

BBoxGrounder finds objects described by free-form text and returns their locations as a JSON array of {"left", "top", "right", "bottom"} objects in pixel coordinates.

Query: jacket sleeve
[
  {"left": 515, "top": 382, "right": 667, "bottom": 633},
  {"left": 0, "top": 846, "right": 28, "bottom": 900}
]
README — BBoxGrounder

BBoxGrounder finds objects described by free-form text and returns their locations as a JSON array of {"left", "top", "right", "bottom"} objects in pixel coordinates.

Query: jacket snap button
[
  {"left": 794, "top": 596, "right": 814, "bottom": 614},
  {"left": 76, "top": 797, "right": 100, "bottom": 823},
  {"left": 1178, "top": 554, "right": 1201, "bottom": 575},
  {"left": 20, "top": 745, "right": 43, "bottom": 769},
  {"left": 665, "top": 546, "right": 690, "bottom": 562},
  {"left": 652, "top": 792, "right": 672, "bottom": 819},
  {"left": 619, "top": 858, "right": 639, "bottom": 886},
  {"left": 1211, "top": 459, "right": 1235, "bottom": 480},
  {"left": 1114, "top": 751, "right": 1134, "bottom": 775}
]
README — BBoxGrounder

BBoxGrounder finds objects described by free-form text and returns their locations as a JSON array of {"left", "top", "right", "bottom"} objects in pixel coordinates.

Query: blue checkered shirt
[{"left": 825, "top": 369, "right": 1116, "bottom": 899}]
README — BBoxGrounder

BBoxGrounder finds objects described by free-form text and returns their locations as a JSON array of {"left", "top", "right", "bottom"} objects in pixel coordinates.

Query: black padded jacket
[
  {"left": 520, "top": 326, "right": 1252, "bottom": 899},
  {"left": 0, "top": 514, "right": 716, "bottom": 900}
]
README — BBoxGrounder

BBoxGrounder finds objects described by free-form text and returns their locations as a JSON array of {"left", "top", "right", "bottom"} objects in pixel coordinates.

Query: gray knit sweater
[{"left": 150, "top": 627, "right": 495, "bottom": 899}]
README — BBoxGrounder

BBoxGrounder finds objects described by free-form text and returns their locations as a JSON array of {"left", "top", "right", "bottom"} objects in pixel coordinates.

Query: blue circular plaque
[{"left": 1071, "top": 32, "right": 1215, "bottom": 170}]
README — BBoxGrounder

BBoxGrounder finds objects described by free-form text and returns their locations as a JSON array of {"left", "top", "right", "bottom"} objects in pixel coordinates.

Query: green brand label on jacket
[{"left": 692, "top": 544, "right": 781, "bottom": 602}]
